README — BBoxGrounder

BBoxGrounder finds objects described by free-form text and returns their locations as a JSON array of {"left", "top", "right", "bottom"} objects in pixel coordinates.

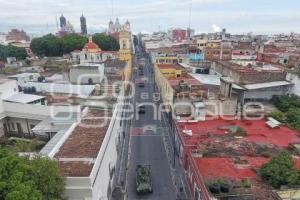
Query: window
[
  {"left": 109, "top": 163, "right": 115, "bottom": 180},
  {"left": 30, "top": 124, "right": 35, "bottom": 130},
  {"left": 11, "top": 123, "right": 15, "bottom": 130}
]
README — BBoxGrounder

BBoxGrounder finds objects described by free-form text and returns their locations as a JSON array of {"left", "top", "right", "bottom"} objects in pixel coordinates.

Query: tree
[
  {"left": 260, "top": 151, "right": 300, "bottom": 188},
  {"left": 92, "top": 33, "right": 120, "bottom": 51},
  {"left": 0, "top": 45, "right": 27, "bottom": 61},
  {"left": 271, "top": 96, "right": 300, "bottom": 131},
  {"left": 286, "top": 108, "right": 300, "bottom": 131},
  {"left": 272, "top": 96, "right": 300, "bottom": 112},
  {"left": 31, "top": 34, "right": 63, "bottom": 57},
  {"left": 268, "top": 110, "right": 286, "bottom": 123},
  {"left": 0, "top": 148, "right": 65, "bottom": 200},
  {"left": 61, "top": 33, "right": 88, "bottom": 54}
]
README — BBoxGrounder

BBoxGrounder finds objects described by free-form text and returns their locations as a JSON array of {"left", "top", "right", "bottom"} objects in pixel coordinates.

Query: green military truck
[{"left": 136, "top": 165, "right": 153, "bottom": 194}]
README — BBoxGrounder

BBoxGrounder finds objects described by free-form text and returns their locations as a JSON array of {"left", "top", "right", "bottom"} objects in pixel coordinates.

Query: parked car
[
  {"left": 138, "top": 105, "right": 146, "bottom": 114},
  {"left": 136, "top": 79, "right": 145, "bottom": 87}
]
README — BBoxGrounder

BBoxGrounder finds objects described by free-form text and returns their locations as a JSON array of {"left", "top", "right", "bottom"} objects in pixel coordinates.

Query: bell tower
[{"left": 118, "top": 30, "right": 132, "bottom": 62}]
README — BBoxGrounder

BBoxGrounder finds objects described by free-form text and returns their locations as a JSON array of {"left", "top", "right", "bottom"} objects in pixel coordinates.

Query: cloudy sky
[{"left": 0, "top": 0, "right": 299, "bottom": 35}]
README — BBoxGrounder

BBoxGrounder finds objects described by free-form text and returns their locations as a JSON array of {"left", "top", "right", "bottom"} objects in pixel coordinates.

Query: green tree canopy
[
  {"left": 0, "top": 45, "right": 27, "bottom": 61},
  {"left": 272, "top": 95, "right": 300, "bottom": 112},
  {"left": 260, "top": 151, "right": 300, "bottom": 188},
  {"left": 0, "top": 148, "right": 65, "bottom": 200},
  {"left": 92, "top": 33, "right": 120, "bottom": 51},
  {"left": 268, "top": 110, "right": 286, "bottom": 123},
  {"left": 30, "top": 33, "right": 120, "bottom": 57},
  {"left": 30, "top": 34, "right": 63, "bottom": 57},
  {"left": 61, "top": 33, "right": 88, "bottom": 54},
  {"left": 271, "top": 96, "right": 300, "bottom": 131}
]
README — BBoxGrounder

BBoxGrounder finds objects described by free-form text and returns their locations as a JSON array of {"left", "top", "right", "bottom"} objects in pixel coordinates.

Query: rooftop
[
  {"left": 0, "top": 78, "right": 15, "bottom": 84},
  {"left": 243, "top": 81, "right": 293, "bottom": 90},
  {"left": 20, "top": 82, "right": 95, "bottom": 98},
  {"left": 83, "top": 37, "right": 101, "bottom": 51},
  {"left": 167, "top": 76, "right": 202, "bottom": 87},
  {"left": 176, "top": 117, "right": 300, "bottom": 148},
  {"left": 4, "top": 93, "right": 45, "bottom": 104},
  {"left": 189, "top": 73, "right": 220, "bottom": 86},
  {"left": 193, "top": 156, "right": 268, "bottom": 181},
  {"left": 54, "top": 109, "right": 112, "bottom": 177},
  {"left": 216, "top": 61, "right": 285, "bottom": 74}
]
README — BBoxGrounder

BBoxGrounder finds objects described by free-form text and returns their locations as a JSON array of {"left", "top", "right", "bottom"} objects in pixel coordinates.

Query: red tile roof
[
  {"left": 176, "top": 117, "right": 300, "bottom": 148},
  {"left": 193, "top": 156, "right": 268, "bottom": 181},
  {"left": 84, "top": 42, "right": 100, "bottom": 50}
]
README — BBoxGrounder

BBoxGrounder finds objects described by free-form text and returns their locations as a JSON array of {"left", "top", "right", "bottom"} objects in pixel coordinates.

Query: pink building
[{"left": 172, "top": 29, "right": 187, "bottom": 42}]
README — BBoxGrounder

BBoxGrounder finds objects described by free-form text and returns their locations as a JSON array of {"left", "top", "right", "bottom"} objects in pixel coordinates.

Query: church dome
[{"left": 83, "top": 36, "right": 101, "bottom": 51}]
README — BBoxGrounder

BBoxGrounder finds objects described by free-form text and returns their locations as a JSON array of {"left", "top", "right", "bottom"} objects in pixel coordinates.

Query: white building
[
  {"left": 0, "top": 100, "right": 80, "bottom": 138},
  {"left": 0, "top": 79, "right": 19, "bottom": 99},
  {"left": 44, "top": 90, "right": 125, "bottom": 200},
  {"left": 0, "top": 78, "right": 46, "bottom": 105}
]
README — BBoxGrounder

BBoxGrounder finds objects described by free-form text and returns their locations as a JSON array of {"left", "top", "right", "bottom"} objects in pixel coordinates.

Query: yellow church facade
[{"left": 118, "top": 30, "right": 133, "bottom": 91}]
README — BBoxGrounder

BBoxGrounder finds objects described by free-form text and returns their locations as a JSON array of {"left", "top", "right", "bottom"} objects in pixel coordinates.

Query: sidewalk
[{"left": 160, "top": 112, "right": 191, "bottom": 200}]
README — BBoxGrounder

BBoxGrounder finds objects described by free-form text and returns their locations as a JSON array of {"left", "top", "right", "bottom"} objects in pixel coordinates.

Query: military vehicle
[{"left": 136, "top": 165, "right": 153, "bottom": 194}]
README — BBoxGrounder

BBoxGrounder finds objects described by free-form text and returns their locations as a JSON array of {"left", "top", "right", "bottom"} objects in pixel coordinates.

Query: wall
[
  {"left": 187, "top": 155, "right": 211, "bottom": 200},
  {"left": 0, "top": 80, "right": 19, "bottom": 99},
  {"left": 154, "top": 65, "right": 174, "bottom": 111},
  {"left": 158, "top": 67, "right": 182, "bottom": 79},
  {"left": 155, "top": 56, "right": 178, "bottom": 65},
  {"left": 205, "top": 99, "right": 237, "bottom": 116},
  {"left": 79, "top": 52, "right": 116, "bottom": 64},
  {"left": 69, "top": 66, "right": 104, "bottom": 84},
  {"left": 3, "top": 117, "right": 40, "bottom": 137},
  {"left": 205, "top": 48, "right": 232, "bottom": 61},
  {"left": 243, "top": 85, "right": 293, "bottom": 101},
  {"left": 3, "top": 102, "right": 81, "bottom": 118},
  {"left": 213, "top": 62, "right": 287, "bottom": 84}
]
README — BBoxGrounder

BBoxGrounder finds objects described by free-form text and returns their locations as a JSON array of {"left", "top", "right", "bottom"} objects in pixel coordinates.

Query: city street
[{"left": 125, "top": 56, "right": 177, "bottom": 200}]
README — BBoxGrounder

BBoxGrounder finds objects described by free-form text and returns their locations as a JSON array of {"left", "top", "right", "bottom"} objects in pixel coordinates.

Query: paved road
[{"left": 126, "top": 57, "right": 177, "bottom": 200}]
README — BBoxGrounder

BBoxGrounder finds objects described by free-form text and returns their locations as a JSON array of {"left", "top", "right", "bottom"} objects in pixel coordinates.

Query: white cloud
[{"left": 212, "top": 24, "right": 221, "bottom": 32}]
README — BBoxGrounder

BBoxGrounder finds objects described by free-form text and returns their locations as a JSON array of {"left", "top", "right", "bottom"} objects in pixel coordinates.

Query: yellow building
[
  {"left": 118, "top": 30, "right": 133, "bottom": 90},
  {"left": 154, "top": 64, "right": 185, "bottom": 112},
  {"left": 154, "top": 64, "right": 174, "bottom": 112},
  {"left": 158, "top": 66, "right": 182, "bottom": 78},
  {"left": 155, "top": 55, "right": 179, "bottom": 65}
]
